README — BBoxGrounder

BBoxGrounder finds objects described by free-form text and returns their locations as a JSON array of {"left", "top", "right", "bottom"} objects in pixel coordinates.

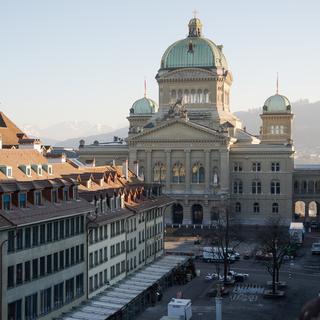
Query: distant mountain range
[{"left": 22, "top": 100, "right": 320, "bottom": 162}]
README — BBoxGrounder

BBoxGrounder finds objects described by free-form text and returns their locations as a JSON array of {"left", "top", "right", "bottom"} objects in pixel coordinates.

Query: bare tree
[
  {"left": 257, "top": 215, "right": 290, "bottom": 295},
  {"left": 204, "top": 206, "right": 243, "bottom": 283}
]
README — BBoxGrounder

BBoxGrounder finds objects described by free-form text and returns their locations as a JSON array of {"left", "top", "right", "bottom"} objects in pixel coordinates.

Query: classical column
[
  {"left": 205, "top": 150, "right": 210, "bottom": 192},
  {"left": 165, "top": 150, "right": 171, "bottom": 192},
  {"left": 128, "top": 149, "right": 137, "bottom": 172},
  {"left": 185, "top": 149, "right": 191, "bottom": 192},
  {"left": 146, "top": 150, "right": 152, "bottom": 183},
  {"left": 220, "top": 149, "right": 229, "bottom": 192}
]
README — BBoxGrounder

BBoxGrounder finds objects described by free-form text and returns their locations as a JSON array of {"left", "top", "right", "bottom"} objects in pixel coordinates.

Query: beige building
[{"left": 79, "top": 17, "right": 296, "bottom": 226}]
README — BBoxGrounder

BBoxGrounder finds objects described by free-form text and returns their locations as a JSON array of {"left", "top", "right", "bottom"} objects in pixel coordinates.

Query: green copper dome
[
  {"left": 130, "top": 97, "right": 157, "bottom": 115},
  {"left": 160, "top": 18, "right": 228, "bottom": 70},
  {"left": 263, "top": 94, "right": 292, "bottom": 113}
]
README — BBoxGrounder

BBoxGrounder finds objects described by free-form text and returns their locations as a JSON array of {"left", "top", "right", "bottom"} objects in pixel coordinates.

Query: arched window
[
  {"left": 271, "top": 181, "right": 280, "bottom": 194},
  {"left": 172, "top": 204, "right": 183, "bottom": 225},
  {"left": 184, "top": 90, "right": 189, "bottom": 103},
  {"left": 178, "top": 89, "right": 183, "bottom": 99},
  {"left": 192, "top": 162, "right": 205, "bottom": 183},
  {"left": 252, "top": 180, "right": 262, "bottom": 194},
  {"left": 191, "top": 89, "right": 196, "bottom": 103},
  {"left": 235, "top": 202, "right": 241, "bottom": 213},
  {"left": 139, "top": 166, "right": 145, "bottom": 181},
  {"left": 203, "top": 89, "right": 209, "bottom": 103},
  {"left": 197, "top": 89, "right": 202, "bottom": 103},
  {"left": 172, "top": 162, "right": 185, "bottom": 183},
  {"left": 153, "top": 162, "right": 166, "bottom": 183},
  {"left": 171, "top": 90, "right": 176, "bottom": 102},
  {"left": 272, "top": 202, "right": 279, "bottom": 213},
  {"left": 253, "top": 202, "right": 260, "bottom": 213},
  {"left": 233, "top": 180, "right": 243, "bottom": 194}
]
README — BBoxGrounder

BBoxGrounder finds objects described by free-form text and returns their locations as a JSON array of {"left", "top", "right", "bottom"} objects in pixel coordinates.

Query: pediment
[{"left": 128, "top": 119, "right": 227, "bottom": 143}]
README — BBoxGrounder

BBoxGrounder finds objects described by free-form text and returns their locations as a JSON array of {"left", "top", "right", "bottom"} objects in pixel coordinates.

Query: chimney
[
  {"left": 121, "top": 160, "right": 129, "bottom": 180},
  {"left": 18, "top": 138, "right": 42, "bottom": 152}
]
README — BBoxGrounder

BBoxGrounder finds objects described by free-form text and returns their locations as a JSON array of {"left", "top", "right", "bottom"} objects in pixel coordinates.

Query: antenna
[
  {"left": 276, "top": 72, "right": 279, "bottom": 94},
  {"left": 144, "top": 78, "right": 147, "bottom": 98}
]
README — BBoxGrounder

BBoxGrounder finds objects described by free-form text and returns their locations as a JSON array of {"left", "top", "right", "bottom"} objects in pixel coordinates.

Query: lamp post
[{"left": 215, "top": 283, "right": 222, "bottom": 320}]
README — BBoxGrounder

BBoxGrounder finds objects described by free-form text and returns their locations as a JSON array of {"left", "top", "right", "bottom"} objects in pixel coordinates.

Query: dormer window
[
  {"left": 3, "top": 194, "right": 11, "bottom": 210},
  {"left": 73, "top": 186, "right": 79, "bottom": 200},
  {"left": 0, "top": 166, "right": 13, "bottom": 178},
  {"left": 63, "top": 188, "right": 69, "bottom": 201},
  {"left": 52, "top": 189, "right": 58, "bottom": 203},
  {"left": 35, "top": 191, "right": 42, "bottom": 206},
  {"left": 42, "top": 164, "right": 53, "bottom": 175},
  {"left": 37, "top": 166, "right": 42, "bottom": 176},
  {"left": 32, "top": 164, "right": 43, "bottom": 176},
  {"left": 19, "top": 193, "right": 27, "bottom": 208},
  {"left": 26, "top": 166, "right": 31, "bottom": 177}
]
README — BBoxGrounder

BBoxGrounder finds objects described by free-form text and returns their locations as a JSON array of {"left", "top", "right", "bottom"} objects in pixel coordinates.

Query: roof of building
[
  {"left": 263, "top": 94, "right": 292, "bottom": 114},
  {"left": 0, "top": 111, "right": 27, "bottom": 147},
  {"left": 130, "top": 97, "right": 157, "bottom": 115},
  {"left": 160, "top": 18, "right": 228, "bottom": 70}
]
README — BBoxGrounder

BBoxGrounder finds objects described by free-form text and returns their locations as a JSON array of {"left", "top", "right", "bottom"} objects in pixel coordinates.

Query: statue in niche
[
  {"left": 167, "top": 97, "right": 188, "bottom": 119},
  {"left": 213, "top": 169, "right": 219, "bottom": 187}
]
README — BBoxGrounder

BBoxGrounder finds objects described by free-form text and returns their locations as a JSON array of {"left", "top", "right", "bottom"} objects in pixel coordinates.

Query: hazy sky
[{"left": 0, "top": 0, "right": 319, "bottom": 129}]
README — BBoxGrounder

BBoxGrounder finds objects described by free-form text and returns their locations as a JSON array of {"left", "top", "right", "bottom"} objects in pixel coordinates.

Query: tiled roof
[
  {"left": 126, "top": 195, "right": 174, "bottom": 212},
  {"left": 0, "top": 111, "right": 27, "bottom": 147},
  {"left": 0, "top": 199, "right": 93, "bottom": 226}
]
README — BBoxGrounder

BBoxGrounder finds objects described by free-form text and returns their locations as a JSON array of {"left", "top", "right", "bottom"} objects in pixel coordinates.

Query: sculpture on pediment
[{"left": 167, "top": 97, "right": 188, "bottom": 119}]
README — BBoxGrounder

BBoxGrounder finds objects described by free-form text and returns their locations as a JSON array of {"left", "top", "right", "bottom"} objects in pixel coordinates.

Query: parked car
[
  {"left": 311, "top": 243, "right": 320, "bottom": 255},
  {"left": 204, "top": 273, "right": 218, "bottom": 281},
  {"left": 228, "top": 270, "right": 249, "bottom": 282},
  {"left": 255, "top": 250, "right": 272, "bottom": 261}
]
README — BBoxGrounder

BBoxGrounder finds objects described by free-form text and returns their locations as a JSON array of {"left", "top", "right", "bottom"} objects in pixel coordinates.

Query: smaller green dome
[
  {"left": 263, "top": 94, "right": 292, "bottom": 113},
  {"left": 130, "top": 97, "right": 157, "bottom": 115}
]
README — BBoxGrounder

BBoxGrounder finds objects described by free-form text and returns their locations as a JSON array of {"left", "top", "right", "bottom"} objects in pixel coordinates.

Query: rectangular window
[
  {"left": 80, "top": 216, "right": 84, "bottom": 233},
  {"left": 64, "top": 188, "right": 69, "bottom": 201},
  {"left": 99, "top": 226, "right": 103, "bottom": 240},
  {"left": 252, "top": 162, "right": 261, "bottom": 172},
  {"left": 8, "top": 265, "right": 14, "bottom": 288},
  {"left": 40, "top": 287, "right": 52, "bottom": 315},
  {"left": 75, "top": 217, "right": 80, "bottom": 234},
  {"left": 54, "top": 283, "right": 63, "bottom": 309},
  {"left": 52, "top": 189, "right": 58, "bottom": 203},
  {"left": 65, "top": 277, "right": 74, "bottom": 302},
  {"left": 104, "top": 225, "right": 108, "bottom": 239},
  {"left": 104, "top": 269, "right": 108, "bottom": 283},
  {"left": 53, "top": 252, "right": 58, "bottom": 272},
  {"left": 71, "top": 247, "right": 75, "bottom": 265},
  {"left": 76, "top": 273, "right": 84, "bottom": 297},
  {"left": 53, "top": 221, "right": 59, "bottom": 241},
  {"left": 25, "top": 228, "right": 31, "bottom": 248},
  {"left": 65, "top": 249, "right": 70, "bottom": 267},
  {"left": 8, "top": 299, "right": 22, "bottom": 320},
  {"left": 89, "top": 253, "right": 93, "bottom": 268},
  {"left": 59, "top": 220, "right": 65, "bottom": 239},
  {"left": 104, "top": 247, "right": 108, "bottom": 261},
  {"left": 94, "top": 251, "right": 98, "bottom": 265},
  {"left": 233, "top": 162, "right": 243, "bottom": 172},
  {"left": 32, "top": 226, "right": 38, "bottom": 246},
  {"left": 25, "top": 261, "right": 31, "bottom": 282},
  {"left": 8, "top": 230, "right": 15, "bottom": 252},
  {"left": 40, "top": 256, "right": 45, "bottom": 277},
  {"left": 59, "top": 251, "right": 64, "bottom": 270},
  {"left": 32, "top": 259, "right": 38, "bottom": 279},
  {"left": 25, "top": 293, "right": 37, "bottom": 320},
  {"left": 19, "top": 193, "right": 27, "bottom": 208},
  {"left": 16, "top": 229, "right": 23, "bottom": 250},
  {"left": 35, "top": 191, "right": 42, "bottom": 206},
  {"left": 94, "top": 274, "right": 98, "bottom": 289},
  {"left": 47, "top": 255, "right": 52, "bottom": 274},
  {"left": 40, "top": 224, "right": 46, "bottom": 244},
  {"left": 16, "top": 263, "right": 23, "bottom": 285},
  {"left": 3, "top": 194, "right": 11, "bottom": 210},
  {"left": 99, "top": 272, "right": 103, "bottom": 287},
  {"left": 76, "top": 245, "right": 80, "bottom": 263},
  {"left": 66, "top": 219, "right": 70, "bottom": 237},
  {"left": 70, "top": 218, "right": 75, "bottom": 236},
  {"left": 99, "top": 248, "right": 103, "bottom": 263},
  {"left": 80, "top": 244, "right": 84, "bottom": 261},
  {"left": 47, "top": 223, "right": 52, "bottom": 242},
  {"left": 271, "top": 162, "right": 280, "bottom": 172}
]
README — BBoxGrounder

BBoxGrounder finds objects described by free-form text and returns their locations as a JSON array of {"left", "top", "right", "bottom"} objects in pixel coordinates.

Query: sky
[{"left": 0, "top": 0, "right": 319, "bottom": 129}]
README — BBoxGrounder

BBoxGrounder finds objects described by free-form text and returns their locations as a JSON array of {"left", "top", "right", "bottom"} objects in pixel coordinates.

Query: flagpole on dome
[
  {"left": 144, "top": 78, "right": 147, "bottom": 98},
  {"left": 276, "top": 72, "right": 279, "bottom": 95}
]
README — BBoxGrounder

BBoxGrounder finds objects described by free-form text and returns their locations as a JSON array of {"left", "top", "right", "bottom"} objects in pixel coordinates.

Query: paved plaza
[{"left": 137, "top": 232, "right": 320, "bottom": 320}]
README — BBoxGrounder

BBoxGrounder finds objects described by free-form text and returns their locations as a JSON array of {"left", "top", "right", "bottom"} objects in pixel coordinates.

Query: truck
[
  {"left": 167, "top": 298, "right": 192, "bottom": 320},
  {"left": 202, "top": 246, "right": 238, "bottom": 262},
  {"left": 289, "top": 222, "right": 305, "bottom": 245}
]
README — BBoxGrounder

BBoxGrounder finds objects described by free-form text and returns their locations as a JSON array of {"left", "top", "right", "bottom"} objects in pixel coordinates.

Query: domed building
[{"left": 80, "top": 17, "right": 296, "bottom": 226}]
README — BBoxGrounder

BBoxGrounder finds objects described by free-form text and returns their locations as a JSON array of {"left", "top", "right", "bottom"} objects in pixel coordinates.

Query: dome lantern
[{"left": 188, "top": 17, "right": 203, "bottom": 37}]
